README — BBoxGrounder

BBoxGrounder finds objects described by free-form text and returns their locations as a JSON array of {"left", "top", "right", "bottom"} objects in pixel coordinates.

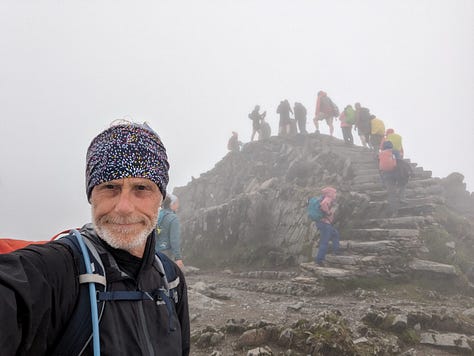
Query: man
[
  {"left": 369, "top": 115, "right": 385, "bottom": 152},
  {"left": 314, "top": 91, "right": 338, "bottom": 135},
  {"left": 227, "top": 131, "right": 242, "bottom": 151},
  {"left": 156, "top": 194, "right": 184, "bottom": 269},
  {"left": 0, "top": 122, "right": 190, "bottom": 355},
  {"left": 277, "top": 99, "right": 293, "bottom": 136},
  {"left": 259, "top": 117, "right": 272, "bottom": 140},
  {"left": 354, "top": 102, "right": 371, "bottom": 147},
  {"left": 314, "top": 186, "right": 340, "bottom": 266},
  {"left": 293, "top": 101, "right": 308, "bottom": 134},
  {"left": 248, "top": 105, "right": 266, "bottom": 141}
]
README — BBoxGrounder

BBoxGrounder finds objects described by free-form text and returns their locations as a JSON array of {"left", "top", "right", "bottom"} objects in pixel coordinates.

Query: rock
[
  {"left": 247, "top": 346, "right": 273, "bottom": 356},
  {"left": 183, "top": 265, "right": 200, "bottom": 275},
  {"left": 409, "top": 258, "right": 458, "bottom": 276},
  {"left": 210, "top": 351, "right": 223, "bottom": 356},
  {"left": 391, "top": 314, "right": 408, "bottom": 332},
  {"left": 353, "top": 336, "right": 369, "bottom": 344},
  {"left": 462, "top": 307, "right": 474, "bottom": 319},
  {"left": 420, "top": 332, "right": 472, "bottom": 352},
  {"left": 287, "top": 302, "right": 303, "bottom": 311},
  {"left": 278, "top": 328, "right": 294, "bottom": 347},
  {"left": 237, "top": 328, "right": 271, "bottom": 349}
]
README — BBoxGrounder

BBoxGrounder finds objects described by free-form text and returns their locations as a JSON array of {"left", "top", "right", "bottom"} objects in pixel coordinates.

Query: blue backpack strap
[{"left": 50, "top": 232, "right": 106, "bottom": 356}]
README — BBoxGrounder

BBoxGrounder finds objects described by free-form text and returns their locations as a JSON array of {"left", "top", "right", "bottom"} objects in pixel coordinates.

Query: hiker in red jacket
[
  {"left": 313, "top": 91, "right": 338, "bottom": 135},
  {"left": 315, "top": 186, "right": 340, "bottom": 266}
]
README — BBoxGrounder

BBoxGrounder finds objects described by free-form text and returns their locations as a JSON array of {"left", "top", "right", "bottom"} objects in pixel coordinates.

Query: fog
[{"left": 0, "top": 0, "right": 473, "bottom": 240}]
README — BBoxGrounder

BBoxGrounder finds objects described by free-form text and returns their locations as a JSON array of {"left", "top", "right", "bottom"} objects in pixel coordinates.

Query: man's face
[{"left": 90, "top": 177, "right": 162, "bottom": 257}]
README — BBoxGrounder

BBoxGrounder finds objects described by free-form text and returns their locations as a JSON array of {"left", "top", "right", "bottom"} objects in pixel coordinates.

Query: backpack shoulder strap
[{"left": 50, "top": 232, "right": 106, "bottom": 356}]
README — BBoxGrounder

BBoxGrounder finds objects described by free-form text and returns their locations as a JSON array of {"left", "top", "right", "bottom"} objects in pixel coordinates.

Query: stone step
[
  {"left": 408, "top": 258, "right": 458, "bottom": 276},
  {"left": 355, "top": 216, "right": 435, "bottom": 229},
  {"left": 420, "top": 332, "right": 473, "bottom": 353},
  {"left": 351, "top": 178, "right": 440, "bottom": 192},
  {"left": 353, "top": 166, "right": 431, "bottom": 177},
  {"left": 339, "top": 240, "right": 399, "bottom": 254},
  {"left": 349, "top": 228, "right": 419, "bottom": 240},
  {"left": 365, "top": 186, "right": 444, "bottom": 201},
  {"left": 352, "top": 170, "right": 433, "bottom": 185},
  {"left": 299, "top": 262, "right": 356, "bottom": 279},
  {"left": 366, "top": 201, "right": 438, "bottom": 217}
]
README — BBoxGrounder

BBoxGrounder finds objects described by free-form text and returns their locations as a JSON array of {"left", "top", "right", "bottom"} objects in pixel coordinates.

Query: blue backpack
[{"left": 307, "top": 196, "right": 324, "bottom": 222}]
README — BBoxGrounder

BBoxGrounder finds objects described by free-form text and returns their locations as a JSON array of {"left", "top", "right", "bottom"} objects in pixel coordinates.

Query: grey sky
[{"left": 1, "top": 0, "right": 473, "bottom": 240}]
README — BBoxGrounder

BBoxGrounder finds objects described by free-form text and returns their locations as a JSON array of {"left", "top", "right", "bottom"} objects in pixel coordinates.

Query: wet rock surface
[{"left": 186, "top": 268, "right": 474, "bottom": 355}]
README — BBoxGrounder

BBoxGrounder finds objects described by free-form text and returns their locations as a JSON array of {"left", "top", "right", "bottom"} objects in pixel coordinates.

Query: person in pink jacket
[{"left": 315, "top": 186, "right": 340, "bottom": 266}]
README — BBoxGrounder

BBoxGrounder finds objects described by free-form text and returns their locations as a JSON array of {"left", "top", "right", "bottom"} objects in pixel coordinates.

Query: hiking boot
[{"left": 316, "top": 260, "right": 326, "bottom": 267}]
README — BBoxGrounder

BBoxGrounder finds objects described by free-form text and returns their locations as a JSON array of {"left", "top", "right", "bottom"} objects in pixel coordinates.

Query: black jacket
[{"left": 0, "top": 225, "right": 190, "bottom": 356}]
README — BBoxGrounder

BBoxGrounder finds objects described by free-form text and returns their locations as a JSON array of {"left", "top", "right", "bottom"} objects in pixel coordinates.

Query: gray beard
[{"left": 92, "top": 213, "right": 158, "bottom": 254}]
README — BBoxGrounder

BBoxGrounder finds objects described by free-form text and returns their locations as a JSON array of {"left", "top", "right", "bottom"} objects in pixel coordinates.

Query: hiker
[
  {"left": 156, "top": 194, "right": 184, "bottom": 269},
  {"left": 259, "top": 116, "right": 272, "bottom": 140},
  {"left": 0, "top": 122, "right": 190, "bottom": 355},
  {"left": 228, "top": 131, "right": 242, "bottom": 152},
  {"left": 293, "top": 102, "right": 308, "bottom": 134},
  {"left": 354, "top": 102, "right": 371, "bottom": 147},
  {"left": 381, "top": 128, "right": 404, "bottom": 158},
  {"left": 370, "top": 115, "right": 385, "bottom": 152},
  {"left": 248, "top": 105, "right": 266, "bottom": 141},
  {"left": 277, "top": 99, "right": 293, "bottom": 136},
  {"left": 379, "top": 140, "right": 409, "bottom": 216},
  {"left": 314, "top": 186, "right": 340, "bottom": 266},
  {"left": 313, "top": 91, "right": 338, "bottom": 135},
  {"left": 339, "top": 105, "right": 355, "bottom": 145}
]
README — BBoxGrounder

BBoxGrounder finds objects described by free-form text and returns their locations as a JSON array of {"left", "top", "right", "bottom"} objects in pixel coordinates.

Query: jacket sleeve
[
  {"left": 0, "top": 242, "right": 79, "bottom": 355},
  {"left": 169, "top": 216, "right": 182, "bottom": 260},
  {"left": 175, "top": 266, "right": 190, "bottom": 356}
]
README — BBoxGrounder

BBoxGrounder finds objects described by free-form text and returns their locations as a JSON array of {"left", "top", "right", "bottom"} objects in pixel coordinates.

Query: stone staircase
[{"left": 301, "top": 149, "right": 460, "bottom": 282}]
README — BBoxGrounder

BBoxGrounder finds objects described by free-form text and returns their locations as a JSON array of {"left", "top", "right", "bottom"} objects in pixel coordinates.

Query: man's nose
[{"left": 114, "top": 190, "right": 134, "bottom": 214}]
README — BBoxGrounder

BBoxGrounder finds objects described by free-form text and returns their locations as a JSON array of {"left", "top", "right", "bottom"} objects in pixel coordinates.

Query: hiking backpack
[
  {"left": 307, "top": 196, "right": 324, "bottom": 222},
  {"left": 379, "top": 149, "right": 397, "bottom": 172}
]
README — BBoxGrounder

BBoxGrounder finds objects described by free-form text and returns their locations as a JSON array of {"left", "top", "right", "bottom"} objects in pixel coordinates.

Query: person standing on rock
[
  {"left": 339, "top": 105, "right": 355, "bottom": 145},
  {"left": 354, "top": 102, "right": 371, "bottom": 148},
  {"left": 313, "top": 91, "right": 338, "bottom": 135},
  {"left": 293, "top": 102, "right": 308, "bottom": 134},
  {"left": 369, "top": 115, "right": 385, "bottom": 152},
  {"left": 227, "top": 131, "right": 242, "bottom": 152},
  {"left": 259, "top": 116, "right": 272, "bottom": 140},
  {"left": 315, "top": 186, "right": 340, "bottom": 266},
  {"left": 379, "top": 140, "right": 407, "bottom": 216},
  {"left": 380, "top": 128, "right": 404, "bottom": 158},
  {"left": 277, "top": 99, "right": 293, "bottom": 136},
  {"left": 248, "top": 105, "right": 266, "bottom": 142},
  {"left": 156, "top": 194, "right": 184, "bottom": 270}
]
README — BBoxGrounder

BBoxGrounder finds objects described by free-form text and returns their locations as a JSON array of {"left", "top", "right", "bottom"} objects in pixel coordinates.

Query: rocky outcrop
[{"left": 174, "top": 133, "right": 474, "bottom": 289}]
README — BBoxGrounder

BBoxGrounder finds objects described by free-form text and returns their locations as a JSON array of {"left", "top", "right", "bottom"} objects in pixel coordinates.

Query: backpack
[
  {"left": 307, "top": 196, "right": 324, "bottom": 222},
  {"left": 1, "top": 229, "right": 180, "bottom": 356},
  {"left": 396, "top": 159, "right": 412, "bottom": 186},
  {"left": 379, "top": 149, "right": 397, "bottom": 172}
]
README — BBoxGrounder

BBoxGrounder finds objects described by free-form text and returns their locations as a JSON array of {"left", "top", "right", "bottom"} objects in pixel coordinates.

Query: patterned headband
[{"left": 85, "top": 123, "right": 169, "bottom": 201}]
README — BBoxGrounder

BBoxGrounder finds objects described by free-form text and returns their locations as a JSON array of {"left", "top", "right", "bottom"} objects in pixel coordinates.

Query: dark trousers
[{"left": 341, "top": 126, "right": 353, "bottom": 145}]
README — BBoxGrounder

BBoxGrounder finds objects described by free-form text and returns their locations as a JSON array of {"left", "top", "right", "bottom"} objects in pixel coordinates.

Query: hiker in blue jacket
[
  {"left": 156, "top": 193, "right": 184, "bottom": 269},
  {"left": 0, "top": 122, "right": 190, "bottom": 356}
]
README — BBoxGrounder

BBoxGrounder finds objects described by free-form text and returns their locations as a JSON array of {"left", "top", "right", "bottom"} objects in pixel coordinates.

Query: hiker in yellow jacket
[
  {"left": 370, "top": 115, "right": 385, "bottom": 152},
  {"left": 380, "top": 128, "right": 404, "bottom": 158}
]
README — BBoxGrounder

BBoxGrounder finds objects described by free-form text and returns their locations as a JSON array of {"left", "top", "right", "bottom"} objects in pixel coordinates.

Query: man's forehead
[{"left": 99, "top": 177, "right": 157, "bottom": 186}]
